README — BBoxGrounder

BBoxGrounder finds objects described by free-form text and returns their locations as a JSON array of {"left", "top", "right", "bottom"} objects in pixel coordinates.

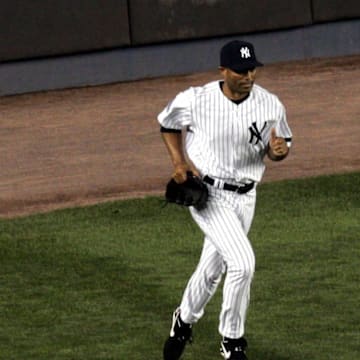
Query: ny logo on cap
[{"left": 240, "top": 47, "right": 251, "bottom": 59}]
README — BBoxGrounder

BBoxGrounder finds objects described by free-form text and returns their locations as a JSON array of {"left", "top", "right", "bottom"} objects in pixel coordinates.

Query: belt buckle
[{"left": 235, "top": 184, "right": 246, "bottom": 193}]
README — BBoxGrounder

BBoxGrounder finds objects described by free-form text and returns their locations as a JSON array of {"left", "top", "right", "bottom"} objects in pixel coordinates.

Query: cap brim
[{"left": 230, "top": 60, "right": 264, "bottom": 73}]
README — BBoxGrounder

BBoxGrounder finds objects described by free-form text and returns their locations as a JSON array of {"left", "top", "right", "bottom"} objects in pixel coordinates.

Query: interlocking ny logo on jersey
[
  {"left": 240, "top": 46, "right": 251, "bottom": 58},
  {"left": 249, "top": 121, "right": 267, "bottom": 144}
]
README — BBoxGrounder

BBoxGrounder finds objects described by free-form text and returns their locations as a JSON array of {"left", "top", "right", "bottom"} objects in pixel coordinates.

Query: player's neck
[{"left": 220, "top": 81, "right": 250, "bottom": 104}]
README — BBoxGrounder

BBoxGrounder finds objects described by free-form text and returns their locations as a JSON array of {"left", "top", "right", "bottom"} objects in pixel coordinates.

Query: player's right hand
[{"left": 173, "top": 163, "right": 200, "bottom": 183}]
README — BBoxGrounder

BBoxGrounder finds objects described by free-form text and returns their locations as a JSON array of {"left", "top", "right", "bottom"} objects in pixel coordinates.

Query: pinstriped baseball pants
[{"left": 179, "top": 188, "right": 256, "bottom": 339}]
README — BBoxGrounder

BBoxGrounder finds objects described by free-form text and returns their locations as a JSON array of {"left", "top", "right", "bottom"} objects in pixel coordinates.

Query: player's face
[{"left": 220, "top": 67, "right": 257, "bottom": 99}]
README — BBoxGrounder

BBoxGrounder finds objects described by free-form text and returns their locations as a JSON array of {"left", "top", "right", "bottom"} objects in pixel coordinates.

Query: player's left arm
[
  {"left": 267, "top": 128, "right": 290, "bottom": 161},
  {"left": 267, "top": 101, "right": 292, "bottom": 161}
]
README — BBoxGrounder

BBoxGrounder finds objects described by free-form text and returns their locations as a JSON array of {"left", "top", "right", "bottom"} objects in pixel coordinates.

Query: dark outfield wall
[
  {"left": 1, "top": 0, "right": 359, "bottom": 62},
  {"left": 0, "top": 1, "right": 359, "bottom": 95},
  {"left": 312, "top": 0, "right": 360, "bottom": 22},
  {"left": 128, "top": 0, "right": 313, "bottom": 44},
  {"left": 0, "top": 0, "right": 130, "bottom": 62}
]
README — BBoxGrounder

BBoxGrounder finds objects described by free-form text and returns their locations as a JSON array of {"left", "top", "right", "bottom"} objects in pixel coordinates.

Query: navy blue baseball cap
[{"left": 220, "top": 40, "right": 263, "bottom": 73}]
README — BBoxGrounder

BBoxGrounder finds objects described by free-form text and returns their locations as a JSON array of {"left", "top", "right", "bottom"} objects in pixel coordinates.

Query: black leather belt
[{"left": 203, "top": 176, "right": 254, "bottom": 194}]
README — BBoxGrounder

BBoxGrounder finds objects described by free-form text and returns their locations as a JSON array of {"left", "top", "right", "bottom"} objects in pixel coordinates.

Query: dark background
[{"left": 1, "top": 0, "right": 359, "bottom": 62}]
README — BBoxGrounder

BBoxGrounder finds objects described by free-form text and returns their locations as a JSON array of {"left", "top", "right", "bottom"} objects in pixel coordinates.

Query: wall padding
[
  {"left": 0, "top": 0, "right": 130, "bottom": 62},
  {"left": 128, "top": 0, "right": 313, "bottom": 44},
  {"left": 312, "top": 0, "right": 360, "bottom": 22}
]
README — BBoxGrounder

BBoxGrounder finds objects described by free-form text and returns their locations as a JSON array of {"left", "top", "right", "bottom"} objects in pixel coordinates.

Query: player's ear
[{"left": 218, "top": 66, "right": 226, "bottom": 77}]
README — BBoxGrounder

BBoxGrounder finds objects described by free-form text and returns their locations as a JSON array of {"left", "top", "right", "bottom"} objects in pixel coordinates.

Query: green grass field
[{"left": 0, "top": 172, "right": 359, "bottom": 360}]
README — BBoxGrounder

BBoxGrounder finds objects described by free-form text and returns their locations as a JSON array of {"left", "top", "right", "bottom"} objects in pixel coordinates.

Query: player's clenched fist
[
  {"left": 173, "top": 163, "right": 200, "bottom": 184},
  {"left": 268, "top": 128, "right": 289, "bottom": 161}
]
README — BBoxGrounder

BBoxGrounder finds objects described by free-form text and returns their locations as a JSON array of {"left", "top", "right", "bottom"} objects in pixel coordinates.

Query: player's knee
[
  {"left": 242, "top": 262, "right": 255, "bottom": 280},
  {"left": 230, "top": 256, "right": 255, "bottom": 280},
  {"left": 229, "top": 265, "right": 255, "bottom": 282},
  {"left": 245, "top": 261, "right": 255, "bottom": 279}
]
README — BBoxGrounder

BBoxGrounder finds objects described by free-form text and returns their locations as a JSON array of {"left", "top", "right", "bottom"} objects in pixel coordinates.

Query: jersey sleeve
[
  {"left": 275, "top": 103, "right": 293, "bottom": 147},
  {"left": 261, "top": 96, "right": 293, "bottom": 150},
  {"left": 157, "top": 88, "right": 193, "bottom": 130}
]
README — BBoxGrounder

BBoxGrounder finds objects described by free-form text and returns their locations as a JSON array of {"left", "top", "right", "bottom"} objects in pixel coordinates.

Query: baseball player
[{"left": 158, "top": 40, "right": 292, "bottom": 360}]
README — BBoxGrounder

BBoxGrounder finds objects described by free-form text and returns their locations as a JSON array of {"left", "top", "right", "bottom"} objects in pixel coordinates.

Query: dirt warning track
[{"left": 0, "top": 55, "right": 359, "bottom": 218}]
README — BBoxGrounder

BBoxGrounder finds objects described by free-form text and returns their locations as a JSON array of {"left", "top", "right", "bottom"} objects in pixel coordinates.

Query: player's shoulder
[
  {"left": 171, "top": 81, "right": 219, "bottom": 106},
  {"left": 252, "top": 84, "right": 284, "bottom": 108},
  {"left": 186, "top": 80, "right": 220, "bottom": 98},
  {"left": 166, "top": 81, "right": 217, "bottom": 109}
]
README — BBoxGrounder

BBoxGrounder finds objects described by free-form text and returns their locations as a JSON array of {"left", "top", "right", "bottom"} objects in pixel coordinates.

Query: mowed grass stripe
[{"left": 0, "top": 172, "right": 359, "bottom": 359}]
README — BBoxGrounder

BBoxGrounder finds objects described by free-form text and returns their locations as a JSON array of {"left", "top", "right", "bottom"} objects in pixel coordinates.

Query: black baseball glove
[{"left": 165, "top": 172, "right": 208, "bottom": 210}]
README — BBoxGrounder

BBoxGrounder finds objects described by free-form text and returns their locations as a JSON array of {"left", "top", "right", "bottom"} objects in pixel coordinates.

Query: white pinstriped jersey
[{"left": 158, "top": 80, "right": 292, "bottom": 183}]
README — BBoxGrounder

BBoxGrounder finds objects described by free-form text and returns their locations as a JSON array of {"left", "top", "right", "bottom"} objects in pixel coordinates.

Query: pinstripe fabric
[
  {"left": 180, "top": 188, "right": 256, "bottom": 338},
  {"left": 158, "top": 81, "right": 292, "bottom": 183},
  {"left": 158, "top": 80, "right": 292, "bottom": 339}
]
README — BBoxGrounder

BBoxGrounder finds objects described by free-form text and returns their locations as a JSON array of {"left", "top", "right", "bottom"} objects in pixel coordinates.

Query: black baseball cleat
[
  {"left": 163, "top": 309, "right": 192, "bottom": 360},
  {"left": 220, "top": 337, "right": 248, "bottom": 360}
]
